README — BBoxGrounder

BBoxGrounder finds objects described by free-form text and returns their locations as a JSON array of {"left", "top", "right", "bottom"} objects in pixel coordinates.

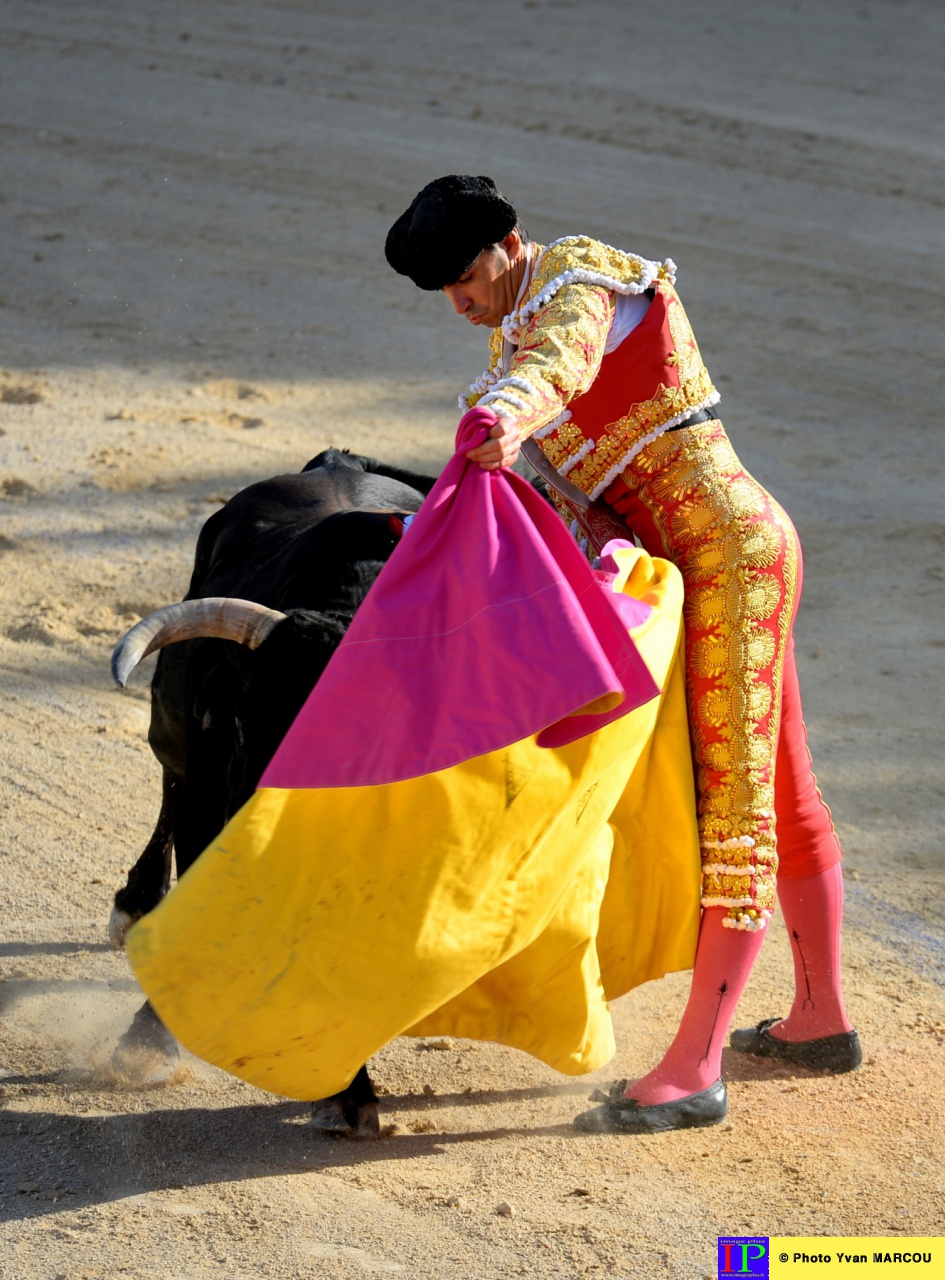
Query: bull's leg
[
  {"left": 109, "top": 770, "right": 177, "bottom": 949},
  {"left": 112, "top": 999, "right": 180, "bottom": 1073},
  {"left": 310, "top": 1064, "right": 380, "bottom": 1138},
  {"left": 110, "top": 771, "right": 181, "bottom": 1076}
]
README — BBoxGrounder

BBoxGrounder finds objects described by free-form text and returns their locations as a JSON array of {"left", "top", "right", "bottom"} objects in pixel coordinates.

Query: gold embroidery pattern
[
  {"left": 506, "top": 283, "right": 613, "bottom": 430},
  {"left": 538, "top": 418, "right": 592, "bottom": 472},
  {"left": 489, "top": 326, "right": 503, "bottom": 369},
  {"left": 663, "top": 282, "right": 710, "bottom": 388},
  {"left": 601, "top": 422, "right": 800, "bottom": 929}
]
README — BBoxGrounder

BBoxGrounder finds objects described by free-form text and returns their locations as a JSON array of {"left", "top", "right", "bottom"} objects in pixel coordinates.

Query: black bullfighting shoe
[
  {"left": 573, "top": 1078, "right": 728, "bottom": 1135},
  {"left": 730, "top": 1017, "right": 862, "bottom": 1073}
]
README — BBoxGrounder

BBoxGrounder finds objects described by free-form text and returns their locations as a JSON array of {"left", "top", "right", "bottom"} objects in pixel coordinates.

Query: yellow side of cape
[{"left": 127, "top": 547, "right": 700, "bottom": 1101}]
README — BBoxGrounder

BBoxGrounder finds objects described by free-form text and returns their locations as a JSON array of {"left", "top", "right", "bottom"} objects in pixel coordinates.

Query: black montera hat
[{"left": 385, "top": 175, "right": 518, "bottom": 291}]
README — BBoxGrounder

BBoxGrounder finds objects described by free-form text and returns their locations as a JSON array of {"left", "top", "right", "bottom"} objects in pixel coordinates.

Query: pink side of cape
[{"left": 260, "top": 408, "right": 658, "bottom": 790}]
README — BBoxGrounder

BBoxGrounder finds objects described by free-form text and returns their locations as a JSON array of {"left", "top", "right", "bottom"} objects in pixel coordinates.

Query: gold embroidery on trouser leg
[{"left": 608, "top": 423, "right": 799, "bottom": 930}]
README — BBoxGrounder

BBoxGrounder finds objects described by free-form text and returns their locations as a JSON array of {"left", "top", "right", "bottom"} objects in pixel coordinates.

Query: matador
[{"left": 386, "top": 175, "right": 860, "bottom": 1133}]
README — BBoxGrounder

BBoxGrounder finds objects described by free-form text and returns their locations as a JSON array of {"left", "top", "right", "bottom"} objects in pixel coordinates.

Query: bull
[{"left": 109, "top": 448, "right": 435, "bottom": 1136}]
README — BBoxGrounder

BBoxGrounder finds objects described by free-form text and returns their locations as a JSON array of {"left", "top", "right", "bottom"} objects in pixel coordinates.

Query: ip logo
[{"left": 718, "top": 1237, "right": 770, "bottom": 1279}]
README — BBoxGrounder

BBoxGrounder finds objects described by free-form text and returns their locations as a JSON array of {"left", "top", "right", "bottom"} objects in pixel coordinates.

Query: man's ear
[{"left": 500, "top": 228, "right": 522, "bottom": 256}]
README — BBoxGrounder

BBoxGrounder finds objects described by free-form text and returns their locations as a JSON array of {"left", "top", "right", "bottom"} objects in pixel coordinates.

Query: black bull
[{"left": 109, "top": 449, "right": 435, "bottom": 1136}]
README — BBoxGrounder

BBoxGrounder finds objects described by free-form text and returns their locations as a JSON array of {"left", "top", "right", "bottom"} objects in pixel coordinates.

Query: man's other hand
[{"left": 465, "top": 416, "right": 521, "bottom": 470}]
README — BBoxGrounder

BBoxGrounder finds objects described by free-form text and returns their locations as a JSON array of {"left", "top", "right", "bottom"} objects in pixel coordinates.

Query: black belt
[{"left": 667, "top": 406, "right": 719, "bottom": 432}]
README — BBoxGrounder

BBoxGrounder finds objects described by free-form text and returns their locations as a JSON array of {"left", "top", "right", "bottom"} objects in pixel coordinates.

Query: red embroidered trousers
[{"left": 568, "top": 421, "right": 841, "bottom": 930}]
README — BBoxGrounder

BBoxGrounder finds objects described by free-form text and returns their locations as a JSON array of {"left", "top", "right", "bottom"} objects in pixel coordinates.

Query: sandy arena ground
[{"left": 1, "top": 2, "right": 944, "bottom": 1277}]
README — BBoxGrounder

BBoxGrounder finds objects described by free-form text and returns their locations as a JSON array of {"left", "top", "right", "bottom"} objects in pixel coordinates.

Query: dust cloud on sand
[{"left": 1, "top": 2, "right": 944, "bottom": 1277}]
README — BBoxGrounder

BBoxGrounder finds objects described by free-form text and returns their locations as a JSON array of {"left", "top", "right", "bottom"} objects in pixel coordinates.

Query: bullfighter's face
[{"left": 441, "top": 229, "right": 527, "bottom": 330}]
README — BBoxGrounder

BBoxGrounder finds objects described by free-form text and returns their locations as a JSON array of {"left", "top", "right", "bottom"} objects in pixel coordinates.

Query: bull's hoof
[
  {"left": 107, "top": 906, "right": 138, "bottom": 951},
  {"left": 310, "top": 1097, "right": 381, "bottom": 1139},
  {"left": 112, "top": 1004, "right": 179, "bottom": 1079},
  {"left": 310, "top": 1097, "right": 355, "bottom": 1135},
  {"left": 353, "top": 1101, "right": 381, "bottom": 1138}
]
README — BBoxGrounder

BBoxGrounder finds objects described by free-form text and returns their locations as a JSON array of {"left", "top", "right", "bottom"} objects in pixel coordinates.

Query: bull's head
[{"left": 112, "top": 599, "right": 351, "bottom": 838}]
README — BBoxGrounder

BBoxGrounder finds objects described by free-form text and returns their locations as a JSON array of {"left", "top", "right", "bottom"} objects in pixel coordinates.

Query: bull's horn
[{"left": 111, "top": 597, "right": 287, "bottom": 688}]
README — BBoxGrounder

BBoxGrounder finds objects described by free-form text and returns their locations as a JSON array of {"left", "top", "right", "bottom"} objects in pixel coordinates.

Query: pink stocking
[
  {"left": 626, "top": 909, "right": 765, "bottom": 1105},
  {"left": 768, "top": 863, "right": 852, "bottom": 1041}
]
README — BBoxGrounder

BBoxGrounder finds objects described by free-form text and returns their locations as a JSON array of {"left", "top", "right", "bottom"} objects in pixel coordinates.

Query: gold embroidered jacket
[{"left": 462, "top": 237, "right": 719, "bottom": 500}]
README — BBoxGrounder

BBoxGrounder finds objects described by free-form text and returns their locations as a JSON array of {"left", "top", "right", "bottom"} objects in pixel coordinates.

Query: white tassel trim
[
  {"left": 703, "top": 899, "right": 774, "bottom": 930},
  {"left": 480, "top": 389, "right": 529, "bottom": 413},
  {"left": 702, "top": 825, "right": 774, "bottom": 929},
  {"left": 501, "top": 241, "right": 677, "bottom": 345},
  {"left": 471, "top": 365, "right": 502, "bottom": 390},
  {"left": 702, "top": 836, "right": 773, "bottom": 876},
  {"left": 722, "top": 910, "right": 773, "bottom": 932},
  {"left": 702, "top": 895, "right": 756, "bottom": 909},
  {"left": 498, "top": 375, "right": 539, "bottom": 396},
  {"left": 461, "top": 363, "right": 504, "bottom": 408},
  {"left": 559, "top": 435, "right": 596, "bottom": 477},
  {"left": 533, "top": 408, "right": 571, "bottom": 440}
]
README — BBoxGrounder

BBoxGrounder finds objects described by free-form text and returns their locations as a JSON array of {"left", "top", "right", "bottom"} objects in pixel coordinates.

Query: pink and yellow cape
[{"left": 127, "top": 410, "right": 700, "bottom": 1100}]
